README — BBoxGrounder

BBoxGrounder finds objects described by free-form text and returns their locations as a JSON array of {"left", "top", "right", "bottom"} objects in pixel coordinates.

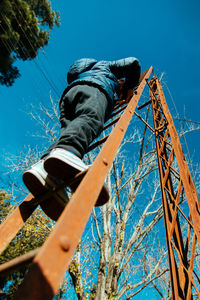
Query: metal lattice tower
[{"left": 149, "top": 77, "right": 200, "bottom": 299}]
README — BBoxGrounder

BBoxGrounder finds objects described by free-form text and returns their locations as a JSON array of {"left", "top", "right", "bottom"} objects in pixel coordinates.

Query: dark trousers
[{"left": 42, "top": 85, "right": 113, "bottom": 159}]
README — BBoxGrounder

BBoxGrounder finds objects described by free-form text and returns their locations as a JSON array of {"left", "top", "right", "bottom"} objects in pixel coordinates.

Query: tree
[
  {"left": 0, "top": 0, "right": 60, "bottom": 86},
  {"left": 1, "top": 84, "right": 200, "bottom": 298}
]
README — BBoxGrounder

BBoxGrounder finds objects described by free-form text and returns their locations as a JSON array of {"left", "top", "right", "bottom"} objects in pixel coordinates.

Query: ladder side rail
[
  {"left": 14, "top": 67, "right": 153, "bottom": 300},
  {"left": 0, "top": 248, "right": 39, "bottom": 276},
  {"left": 0, "top": 194, "right": 36, "bottom": 254}
]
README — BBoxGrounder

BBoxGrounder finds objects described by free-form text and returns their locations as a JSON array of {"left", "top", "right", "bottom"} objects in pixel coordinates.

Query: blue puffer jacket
[{"left": 65, "top": 57, "right": 141, "bottom": 102}]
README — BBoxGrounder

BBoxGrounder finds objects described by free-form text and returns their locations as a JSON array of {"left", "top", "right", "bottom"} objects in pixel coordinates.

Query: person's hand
[
  {"left": 118, "top": 79, "right": 125, "bottom": 101},
  {"left": 118, "top": 79, "right": 134, "bottom": 103},
  {"left": 125, "top": 89, "right": 134, "bottom": 103}
]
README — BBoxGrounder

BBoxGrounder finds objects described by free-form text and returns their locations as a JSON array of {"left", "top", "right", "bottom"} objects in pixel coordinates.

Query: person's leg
[
  {"left": 52, "top": 85, "right": 111, "bottom": 158},
  {"left": 42, "top": 85, "right": 111, "bottom": 159},
  {"left": 43, "top": 85, "right": 111, "bottom": 205},
  {"left": 23, "top": 84, "right": 111, "bottom": 209}
]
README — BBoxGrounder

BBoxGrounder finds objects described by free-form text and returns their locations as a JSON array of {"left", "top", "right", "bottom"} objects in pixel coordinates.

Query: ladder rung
[
  {"left": 103, "top": 116, "right": 120, "bottom": 131},
  {"left": 137, "top": 99, "right": 151, "bottom": 110},
  {"left": 110, "top": 105, "right": 126, "bottom": 118},
  {"left": 134, "top": 111, "right": 154, "bottom": 132},
  {"left": 0, "top": 249, "right": 39, "bottom": 276},
  {"left": 87, "top": 135, "right": 109, "bottom": 152},
  {"left": 113, "top": 100, "right": 126, "bottom": 111},
  {"left": 0, "top": 194, "right": 36, "bottom": 255}
]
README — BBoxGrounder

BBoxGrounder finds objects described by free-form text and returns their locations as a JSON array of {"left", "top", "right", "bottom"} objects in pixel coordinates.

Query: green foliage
[
  {"left": 0, "top": 0, "right": 60, "bottom": 86},
  {"left": 0, "top": 189, "right": 53, "bottom": 298}
]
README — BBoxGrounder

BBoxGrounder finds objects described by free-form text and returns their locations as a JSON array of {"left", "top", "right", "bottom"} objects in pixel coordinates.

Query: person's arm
[
  {"left": 109, "top": 57, "right": 141, "bottom": 88},
  {"left": 116, "top": 79, "right": 134, "bottom": 104},
  {"left": 109, "top": 57, "right": 141, "bottom": 102},
  {"left": 109, "top": 58, "right": 141, "bottom": 102}
]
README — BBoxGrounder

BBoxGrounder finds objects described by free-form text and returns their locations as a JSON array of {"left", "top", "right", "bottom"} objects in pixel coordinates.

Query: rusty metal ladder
[{"left": 0, "top": 67, "right": 200, "bottom": 299}]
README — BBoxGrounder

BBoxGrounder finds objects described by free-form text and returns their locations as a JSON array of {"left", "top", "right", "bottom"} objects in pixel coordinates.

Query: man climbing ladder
[{"left": 23, "top": 57, "right": 141, "bottom": 214}]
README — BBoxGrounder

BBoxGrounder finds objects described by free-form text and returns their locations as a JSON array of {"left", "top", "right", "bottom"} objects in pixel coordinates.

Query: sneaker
[
  {"left": 23, "top": 160, "right": 69, "bottom": 221},
  {"left": 44, "top": 148, "right": 110, "bottom": 206},
  {"left": 44, "top": 148, "right": 87, "bottom": 180}
]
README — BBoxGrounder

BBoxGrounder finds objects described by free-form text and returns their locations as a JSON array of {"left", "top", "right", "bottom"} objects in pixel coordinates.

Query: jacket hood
[{"left": 67, "top": 58, "right": 97, "bottom": 84}]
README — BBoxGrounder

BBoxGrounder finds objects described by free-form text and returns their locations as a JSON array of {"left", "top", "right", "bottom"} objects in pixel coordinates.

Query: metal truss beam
[{"left": 150, "top": 77, "right": 200, "bottom": 300}]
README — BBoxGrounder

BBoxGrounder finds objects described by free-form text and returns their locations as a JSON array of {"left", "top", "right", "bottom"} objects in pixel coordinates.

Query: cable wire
[
  {"left": 0, "top": 11, "right": 44, "bottom": 95},
  {"left": 12, "top": 3, "right": 61, "bottom": 96},
  {"left": 12, "top": 1, "right": 65, "bottom": 94},
  {"left": 0, "top": 8, "right": 61, "bottom": 97}
]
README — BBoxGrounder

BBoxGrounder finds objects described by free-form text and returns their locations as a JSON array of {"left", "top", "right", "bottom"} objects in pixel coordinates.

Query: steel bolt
[
  {"left": 120, "top": 127, "right": 124, "bottom": 132},
  {"left": 103, "top": 159, "right": 108, "bottom": 166},
  {"left": 60, "top": 236, "right": 70, "bottom": 252}
]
